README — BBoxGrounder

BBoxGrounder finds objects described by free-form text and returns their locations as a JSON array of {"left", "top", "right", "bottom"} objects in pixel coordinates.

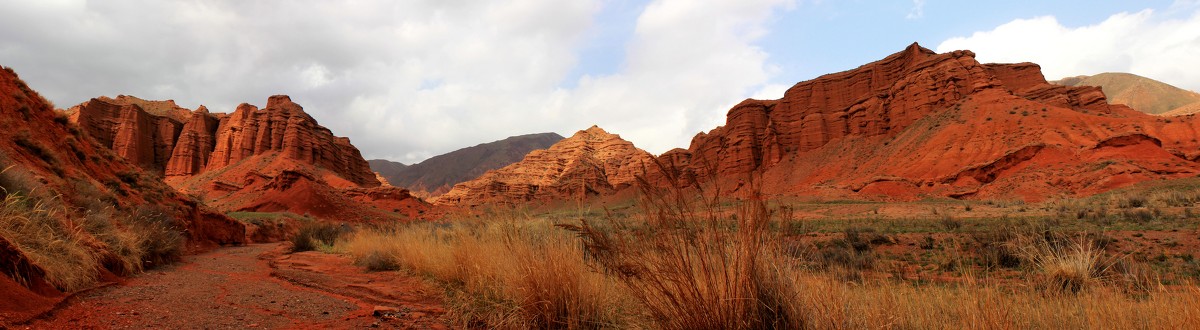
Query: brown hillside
[
  {"left": 1161, "top": 101, "right": 1200, "bottom": 116},
  {"left": 435, "top": 126, "right": 651, "bottom": 206},
  {"left": 370, "top": 132, "right": 563, "bottom": 197},
  {"left": 1053, "top": 72, "right": 1200, "bottom": 115}
]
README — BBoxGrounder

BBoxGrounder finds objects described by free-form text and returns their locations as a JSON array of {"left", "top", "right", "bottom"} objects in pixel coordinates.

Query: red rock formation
[
  {"left": 108, "top": 95, "right": 194, "bottom": 122},
  {"left": 164, "top": 106, "right": 220, "bottom": 176},
  {"left": 205, "top": 96, "right": 377, "bottom": 187},
  {"left": 657, "top": 43, "right": 1200, "bottom": 201},
  {"left": 68, "top": 97, "right": 182, "bottom": 172},
  {"left": 70, "top": 95, "right": 377, "bottom": 188},
  {"left": 436, "top": 126, "right": 654, "bottom": 206},
  {"left": 67, "top": 94, "right": 395, "bottom": 220}
]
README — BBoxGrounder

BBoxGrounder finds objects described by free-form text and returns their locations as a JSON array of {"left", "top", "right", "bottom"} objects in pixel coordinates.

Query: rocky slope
[
  {"left": 68, "top": 94, "right": 429, "bottom": 221},
  {"left": 435, "top": 127, "right": 651, "bottom": 206},
  {"left": 655, "top": 43, "right": 1200, "bottom": 201},
  {"left": 1053, "top": 72, "right": 1200, "bottom": 115},
  {"left": 371, "top": 132, "right": 563, "bottom": 197},
  {"left": 0, "top": 67, "right": 245, "bottom": 325}
]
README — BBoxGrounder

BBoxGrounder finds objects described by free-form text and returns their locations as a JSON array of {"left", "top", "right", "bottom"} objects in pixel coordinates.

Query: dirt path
[{"left": 25, "top": 243, "right": 446, "bottom": 329}]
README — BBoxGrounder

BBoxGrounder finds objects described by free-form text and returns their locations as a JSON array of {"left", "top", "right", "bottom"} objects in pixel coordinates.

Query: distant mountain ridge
[
  {"left": 1052, "top": 72, "right": 1200, "bottom": 115},
  {"left": 371, "top": 132, "right": 564, "bottom": 197},
  {"left": 367, "top": 159, "right": 408, "bottom": 185},
  {"left": 434, "top": 126, "right": 651, "bottom": 206}
]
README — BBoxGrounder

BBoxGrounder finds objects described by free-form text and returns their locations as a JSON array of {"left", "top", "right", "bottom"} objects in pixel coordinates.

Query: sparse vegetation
[
  {"left": 13, "top": 132, "right": 59, "bottom": 167},
  {"left": 341, "top": 217, "right": 637, "bottom": 328},
  {"left": 0, "top": 162, "right": 189, "bottom": 292},
  {"left": 334, "top": 178, "right": 1200, "bottom": 328}
]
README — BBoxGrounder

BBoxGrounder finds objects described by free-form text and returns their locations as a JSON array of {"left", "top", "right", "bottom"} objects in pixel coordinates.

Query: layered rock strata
[
  {"left": 69, "top": 95, "right": 377, "bottom": 187},
  {"left": 655, "top": 43, "right": 1200, "bottom": 200}
]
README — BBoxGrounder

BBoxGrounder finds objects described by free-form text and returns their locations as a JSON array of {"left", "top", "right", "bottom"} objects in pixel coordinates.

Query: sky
[{"left": 2, "top": 0, "right": 1199, "bottom": 164}]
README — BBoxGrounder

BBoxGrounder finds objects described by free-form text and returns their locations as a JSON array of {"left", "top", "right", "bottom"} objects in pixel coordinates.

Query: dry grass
[
  {"left": 561, "top": 180, "right": 801, "bottom": 329},
  {"left": 1, "top": 164, "right": 188, "bottom": 291},
  {"left": 340, "top": 217, "right": 639, "bottom": 329},
  {"left": 783, "top": 274, "right": 1200, "bottom": 329},
  {"left": 0, "top": 193, "right": 98, "bottom": 291},
  {"left": 337, "top": 172, "right": 1200, "bottom": 329},
  {"left": 341, "top": 215, "right": 1200, "bottom": 329}
]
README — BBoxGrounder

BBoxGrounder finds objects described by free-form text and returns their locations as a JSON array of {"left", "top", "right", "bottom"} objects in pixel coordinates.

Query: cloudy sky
[{"left": 2, "top": 0, "right": 1198, "bottom": 164}]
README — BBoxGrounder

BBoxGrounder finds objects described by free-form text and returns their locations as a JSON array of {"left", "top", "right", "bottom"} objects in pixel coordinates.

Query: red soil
[{"left": 27, "top": 243, "right": 446, "bottom": 329}]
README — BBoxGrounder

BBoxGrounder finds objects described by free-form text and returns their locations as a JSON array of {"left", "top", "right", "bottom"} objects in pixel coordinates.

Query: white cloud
[
  {"left": 937, "top": 8, "right": 1200, "bottom": 92},
  {"left": 0, "top": 0, "right": 793, "bottom": 163},
  {"left": 906, "top": 0, "right": 926, "bottom": 19},
  {"left": 565, "top": 0, "right": 795, "bottom": 154}
]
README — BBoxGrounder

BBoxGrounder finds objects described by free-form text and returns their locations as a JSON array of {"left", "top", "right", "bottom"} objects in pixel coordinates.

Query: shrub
[
  {"left": 969, "top": 226, "right": 1023, "bottom": 269},
  {"left": 920, "top": 235, "right": 936, "bottom": 250},
  {"left": 940, "top": 215, "right": 963, "bottom": 231},
  {"left": 291, "top": 221, "right": 345, "bottom": 252},
  {"left": 0, "top": 163, "right": 41, "bottom": 197},
  {"left": 52, "top": 111, "right": 70, "bottom": 125},
  {"left": 1117, "top": 195, "right": 1147, "bottom": 209},
  {"left": 357, "top": 250, "right": 400, "bottom": 271},
  {"left": 13, "top": 132, "right": 59, "bottom": 166},
  {"left": 123, "top": 205, "right": 185, "bottom": 268},
  {"left": 1121, "top": 209, "right": 1155, "bottom": 223},
  {"left": 117, "top": 170, "right": 141, "bottom": 187}
]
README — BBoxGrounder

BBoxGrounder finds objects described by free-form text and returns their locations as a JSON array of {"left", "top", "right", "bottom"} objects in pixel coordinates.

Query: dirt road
[{"left": 25, "top": 243, "right": 446, "bottom": 329}]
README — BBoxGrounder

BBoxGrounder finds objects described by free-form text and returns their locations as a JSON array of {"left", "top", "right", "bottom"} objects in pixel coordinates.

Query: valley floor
[{"left": 25, "top": 243, "right": 446, "bottom": 329}]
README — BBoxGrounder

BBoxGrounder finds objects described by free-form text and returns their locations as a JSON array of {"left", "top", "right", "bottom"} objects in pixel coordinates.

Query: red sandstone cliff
[
  {"left": 435, "top": 126, "right": 653, "bottom": 206},
  {"left": 66, "top": 94, "right": 426, "bottom": 221},
  {"left": 203, "top": 96, "right": 376, "bottom": 186},
  {"left": 67, "top": 97, "right": 183, "bottom": 172},
  {"left": 656, "top": 43, "right": 1200, "bottom": 201},
  {"left": 69, "top": 95, "right": 377, "bottom": 187},
  {"left": 164, "top": 105, "right": 219, "bottom": 177}
]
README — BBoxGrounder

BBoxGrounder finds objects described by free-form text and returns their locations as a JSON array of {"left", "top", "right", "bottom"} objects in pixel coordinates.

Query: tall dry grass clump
[
  {"left": 0, "top": 191, "right": 98, "bottom": 291},
  {"left": 340, "top": 215, "right": 637, "bottom": 329},
  {"left": 1, "top": 165, "right": 188, "bottom": 291},
  {"left": 1010, "top": 232, "right": 1162, "bottom": 295},
  {"left": 560, "top": 172, "right": 801, "bottom": 329}
]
